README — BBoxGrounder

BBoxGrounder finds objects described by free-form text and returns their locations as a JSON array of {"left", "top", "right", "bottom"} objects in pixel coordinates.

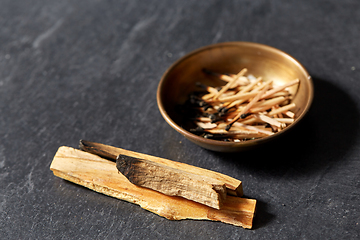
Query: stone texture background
[{"left": 0, "top": 0, "right": 359, "bottom": 239}]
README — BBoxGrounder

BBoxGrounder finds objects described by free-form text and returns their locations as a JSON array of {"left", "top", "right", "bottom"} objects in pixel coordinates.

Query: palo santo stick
[
  {"left": 213, "top": 68, "right": 247, "bottom": 100},
  {"left": 79, "top": 140, "right": 243, "bottom": 196},
  {"left": 116, "top": 155, "right": 227, "bottom": 209},
  {"left": 50, "top": 147, "right": 256, "bottom": 229},
  {"left": 267, "top": 103, "right": 296, "bottom": 117}
]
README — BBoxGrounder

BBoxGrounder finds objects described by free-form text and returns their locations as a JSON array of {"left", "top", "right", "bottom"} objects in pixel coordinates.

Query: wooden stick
[
  {"left": 194, "top": 117, "right": 212, "bottom": 122},
  {"left": 50, "top": 147, "right": 256, "bottom": 228},
  {"left": 227, "top": 75, "right": 250, "bottom": 87},
  {"left": 232, "top": 116, "right": 258, "bottom": 125},
  {"left": 226, "top": 82, "right": 272, "bottom": 130},
  {"left": 79, "top": 140, "right": 243, "bottom": 196},
  {"left": 222, "top": 77, "right": 263, "bottom": 109},
  {"left": 116, "top": 155, "right": 227, "bottom": 209},
  {"left": 273, "top": 118, "right": 294, "bottom": 124},
  {"left": 215, "top": 91, "right": 260, "bottom": 103},
  {"left": 213, "top": 68, "right": 247, "bottom": 100},
  {"left": 254, "top": 113, "right": 285, "bottom": 128},
  {"left": 261, "top": 79, "right": 299, "bottom": 99},
  {"left": 201, "top": 92, "right": 216, "bottom": 100},
  {"left": 249, "top": 96, "right": 286, "bottom": 113},
  {"left": 232, "top": 122, "right": 274, "bottom": 136},
  {"left": 199, "top": 128, "right": 262, "bottom": 136},
  {"left": 224, "top": 99, "right": 246, "bottom": 109},
  {"left": 239, "top": 77, "right": 263, "bottom": 93},
  {"left": 267, "top": 103, "right": 296, "bottom": 117},
  {"left": 196, "top": 121, "right": 217, "bottom": 129},
  {"left": 284, "top": 110, "right": 295, "bottom": 118}
]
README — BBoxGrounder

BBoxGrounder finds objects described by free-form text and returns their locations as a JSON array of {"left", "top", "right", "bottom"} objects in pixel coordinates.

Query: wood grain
[
  {"left": 116, "top": 154, "right": 227, "bottom": 209},
  {"left": 79, "top": 140, "right": 243, "bottom": 196},
  {"left": 50, "top": 146, "right": 256, "bottom": 228}
]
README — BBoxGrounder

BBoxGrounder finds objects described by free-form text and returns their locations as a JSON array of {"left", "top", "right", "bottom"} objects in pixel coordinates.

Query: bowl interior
[{"left": 157, "top": 42, "right": 313, "bottom": 151}]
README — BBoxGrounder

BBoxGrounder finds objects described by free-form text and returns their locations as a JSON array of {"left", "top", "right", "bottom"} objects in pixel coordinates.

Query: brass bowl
[{"left": 157, "top": 42, "right": 313, "bottom": 152}]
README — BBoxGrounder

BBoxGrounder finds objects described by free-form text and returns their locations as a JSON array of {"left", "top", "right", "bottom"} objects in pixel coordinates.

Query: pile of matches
[{"left": 182, "top": 68, "right": 299, "bottom": 142}]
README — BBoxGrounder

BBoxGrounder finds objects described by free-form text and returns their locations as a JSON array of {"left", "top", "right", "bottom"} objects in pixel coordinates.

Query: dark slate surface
[{"left": 1, "top": 0, "right": 359, "bottom": 239}]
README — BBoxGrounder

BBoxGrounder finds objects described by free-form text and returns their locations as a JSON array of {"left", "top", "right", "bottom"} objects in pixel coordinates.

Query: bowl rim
[{"left": 157, "top": 41, "right": 314, "bottom": 149}]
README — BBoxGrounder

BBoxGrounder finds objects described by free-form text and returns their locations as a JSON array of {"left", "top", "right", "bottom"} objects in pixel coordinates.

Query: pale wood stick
[
  {"left": 222, "top": 77, "right": 263, "bottom": 108},
  {"left": 206, "top": 86, "right": 219, "bottom": 94},
  {"left": 215, "top": 91, "right": 260, "bottom": 103},
  {"left": 194, "top": 117, "right": 212, "bottom": 122},
  {"left": 267, "top": 103, "right": 296, "bottom": 116},
  {"left": 253, "top": 113, "right": 285, "bottom": 128},
  {"left": 226, "top": 82, "right": 272, "bottom": 130},
  {"left": 196, "top": 83, "right": 219, "bottom": 94},
  {"left": 237, "top": 76, "right": 250, "bottom": 85},
  {"left": 215, "top": 123, "right": 269, "bottom": 134},
  {"left": 196, "top": 121, "right": 218, "bottom": 129},
  {"left": 255, "top": 98, "right": 285, "bottom": 109},
  {"left": 233, "top": 116, "right": 258, "bottom": 125},
  {"left": 230, "top": 133, "right": 266, "bottom": 139},
  {"left": 232, "top": 122, "right": 274, "bottom": 136},
  {"left": 225, "top": 99, "right": 246, "bottom": 109},
  {"left": 201, "top": 128, "right": 261, "bottom": 135},
  {"left": 217, "top": 73, "right": 247, "bottom": 85},
  {"left": 50, "top": 147, "right": 256, "bottom": 229},
  {"left": 228, "top": 75, "right": 250, "bottom": 86},
  {"left": 284, "top": 110, "right": 295, "bottom": 118},
  {"left": 261, "top": 79, "right": 299, "bottom": 99},
  {"left": 79, "top": 140, "right": 243, "bottom": 196},
  {"left": 273, "top": 118, "right": 295, "bottom": 124},
  {"left": 249, "top": 96, "right": 286, "bottom": 113},
  {"left": 251, "top": 80, "right": 272, "bottom": 92},
  {"left": 116, "top": 155, "right": 227, "bottom": 209},
  {"left": 271, "top": 106, "right": 279, "bottom": 118},
  {"left": 222, "top": 106, "right": 245, "bottom": 119},
  {"left": 267, "top": 91, "right": 291, "bottom": 98},
  {"left": 213, "top": 68, "right": 247, "bottom": 100},
  {"left": 202, "top": 92, "right": 216, "bottom": 100},
  {"left": 218, "top": 74, "right": 234, "bottom": 82},
  {"left": 220, "top": 90, "right": 237, "bottom": 98},
  {"left": 239, "top": 77, "right": 263, "bottom": 93}
]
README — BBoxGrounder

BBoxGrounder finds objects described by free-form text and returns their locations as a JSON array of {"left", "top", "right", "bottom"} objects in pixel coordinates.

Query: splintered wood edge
[
  {"left": 79, "top": 140, "right": 243, "bottom": 197},
  {"left": 50, "top": 146, "right": 255, "bottom": 229}
]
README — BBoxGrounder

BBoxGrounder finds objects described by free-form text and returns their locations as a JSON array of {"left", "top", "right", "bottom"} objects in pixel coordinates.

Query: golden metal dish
[{"left": 157, "top": 42, "right": 314, "bottom": 152}]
